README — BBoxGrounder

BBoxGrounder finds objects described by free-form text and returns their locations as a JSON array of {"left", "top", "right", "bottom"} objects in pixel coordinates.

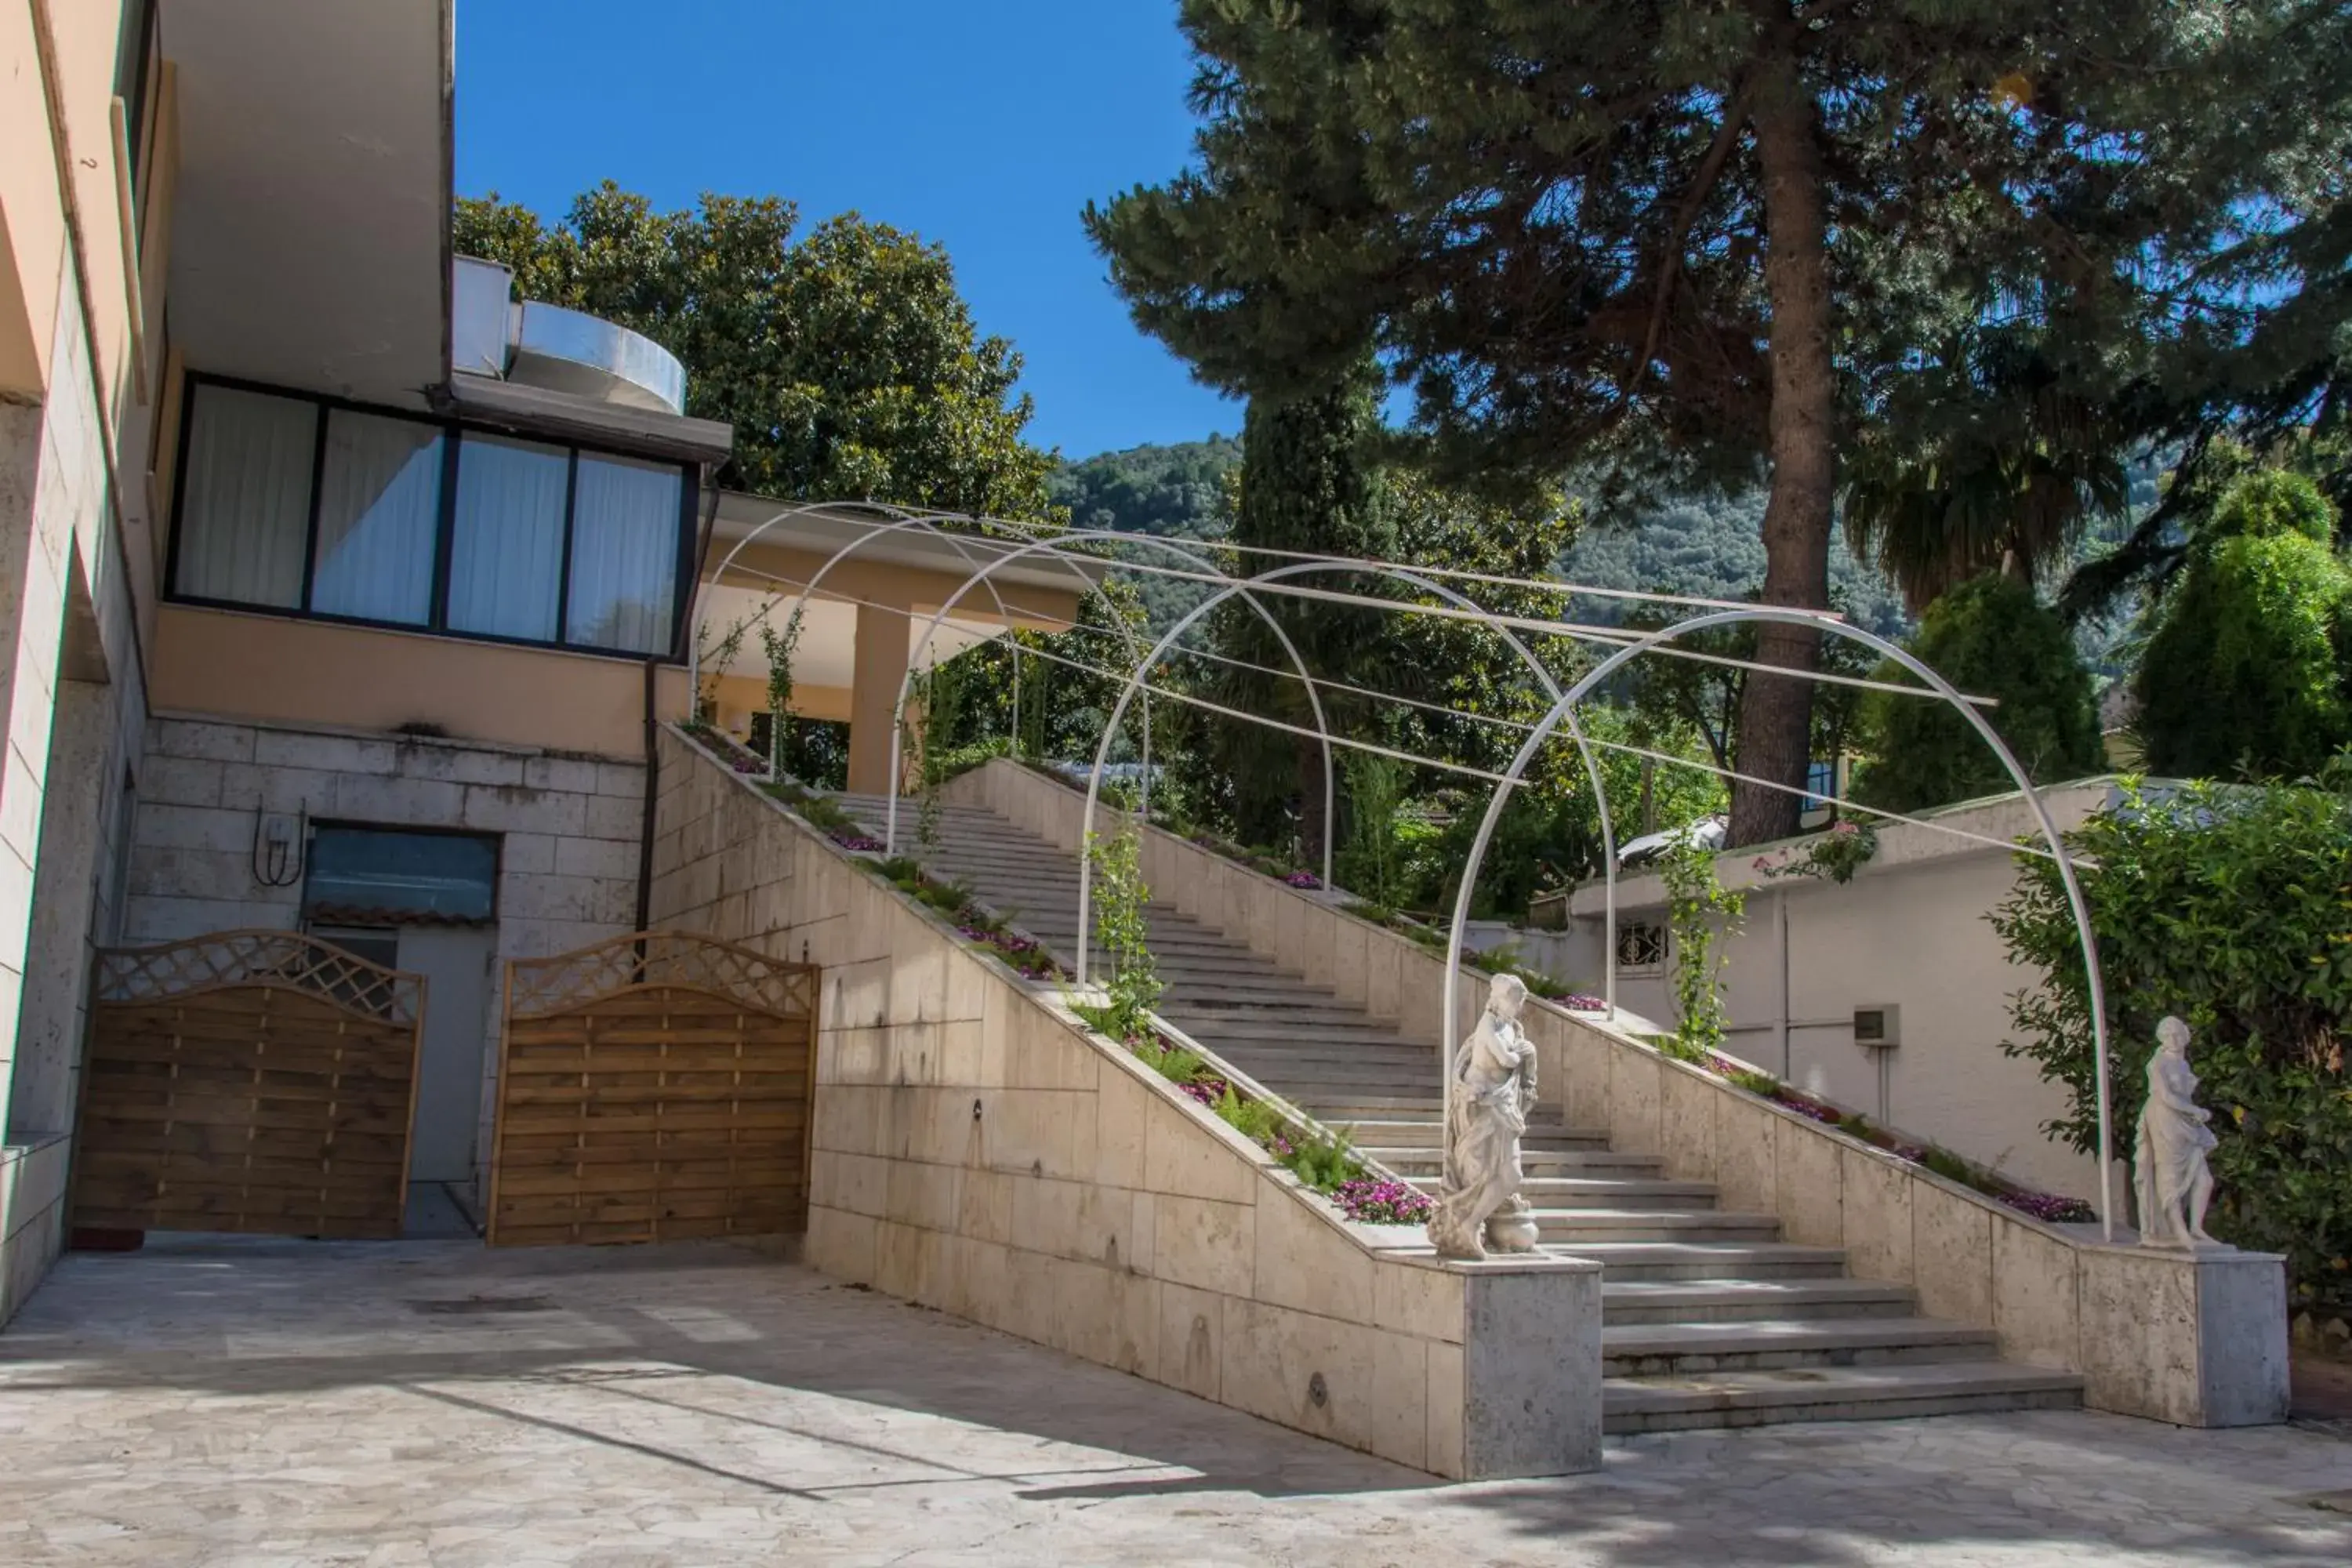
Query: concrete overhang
[
  {"left": 160, "top": 0, "right": 449, "bottom": 408},
  {"left": 449, "top": 373, "right": 735, "bottom": 464}
]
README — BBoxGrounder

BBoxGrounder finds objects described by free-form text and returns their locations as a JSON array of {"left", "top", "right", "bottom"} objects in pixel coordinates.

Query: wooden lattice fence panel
[
  {"left": 72, "top": 931, "right": 426, "bottom": 1239},
  {"left": 487, "top": 931, "right": 818, "bottom": 1246}
]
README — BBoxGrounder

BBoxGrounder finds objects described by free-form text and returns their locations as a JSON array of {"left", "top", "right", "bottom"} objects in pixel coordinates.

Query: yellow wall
[{"left": 152, "top": 605, "right": 693, "bottom": 760}]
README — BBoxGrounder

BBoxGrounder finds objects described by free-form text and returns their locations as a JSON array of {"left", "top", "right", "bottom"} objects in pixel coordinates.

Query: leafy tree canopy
[
  {"left": 1087, "top": 0, "right": 2335, "bottom": 844},
  {"left": 454, "top": 184, "right": 1056, "bottom": 516},
  {"left": 1855, "top": 575, "right": 2103, "bottom": 814}
]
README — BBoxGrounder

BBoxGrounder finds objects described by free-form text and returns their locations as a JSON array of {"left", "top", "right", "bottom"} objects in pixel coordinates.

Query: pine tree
[{"left": 1087, "top": 0, "right": 2350, "bottom": 845}]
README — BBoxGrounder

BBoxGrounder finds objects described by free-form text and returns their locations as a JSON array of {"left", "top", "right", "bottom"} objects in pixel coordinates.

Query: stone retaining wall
[
  {"left": 946, "top": 759, "right": 2290, "bottom": 1428},
  {"left": 649, "top": 730, "right": 1604, "bottom": 1477}
]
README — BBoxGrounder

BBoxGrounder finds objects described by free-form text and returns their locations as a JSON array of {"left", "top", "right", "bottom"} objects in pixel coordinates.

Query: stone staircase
[{"left": 835, "top": 791, "right": 2085, "bottom": 1434}]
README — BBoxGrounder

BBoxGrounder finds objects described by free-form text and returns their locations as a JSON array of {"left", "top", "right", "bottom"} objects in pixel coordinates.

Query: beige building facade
[{"left": 0, "top": 0, "right": 1076, "bottom": 1325}]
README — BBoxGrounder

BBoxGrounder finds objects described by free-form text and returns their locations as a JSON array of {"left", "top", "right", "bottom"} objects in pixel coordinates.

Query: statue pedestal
[{"left": 2078, "top": 1241, "right": 2289, "bottom": 1427}]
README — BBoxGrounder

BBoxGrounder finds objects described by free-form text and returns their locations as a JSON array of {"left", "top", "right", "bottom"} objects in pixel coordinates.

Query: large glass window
[
  {"left": 448, "top": 435, "right": 568, "bottom": 642},
  {"left": 567, "top": 454, "right": 683, "bottom": 653},
  {"left": 169, "top": 379, "right": 693, "bottom": 660},
  {"left": 310, "top": 411, "right": 442, "bottom": 625},
  {"left": 175, "top": 385, "right": 316, "bottom": 608}
]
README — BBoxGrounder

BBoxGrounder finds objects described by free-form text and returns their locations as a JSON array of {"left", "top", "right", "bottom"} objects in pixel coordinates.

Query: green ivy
[
  {"left": 1662, "top": 832, "right": 1744, "bottom": 1061},
  {"left": 1991, "top": 768, "right": 2352, "bottom": 1308}
]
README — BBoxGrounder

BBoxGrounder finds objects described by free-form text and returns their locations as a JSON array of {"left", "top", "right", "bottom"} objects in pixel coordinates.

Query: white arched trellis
[
  {"left": 886, "top": 531, "right": 1337, "bottom": 873},
  {"left": 1065, "top": 559, "right": 1625, "bottom": 1007},
  {"left": 1441, "top": 605, "right": 2119, "bottom": 1241},
  {"left": 688, "top": 503, "right": 1133, "bottom": 779}
]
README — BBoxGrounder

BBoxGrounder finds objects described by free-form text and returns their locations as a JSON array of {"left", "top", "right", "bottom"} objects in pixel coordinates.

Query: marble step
[
  {"left": 1559, "top": 1242, "right": 1850, "bottom": 1281},
  {"left": 1161, "top": 1005, "right": 1405, "bottom": 1033},
  {"left": 1601, "top": 1361, "right": 2085, "bottom": 1435},
  {"left": 1602, "top": 1317, "right": 1998, "bottom": 1376},
  {"left": 1406, "top": 1176, "right": 1719, "bottom": 1211},
  {"left": 1294, "top": 1119, "right": 1609, "bottom": 1150},
  {"left": 1530, "top": 1209, "right": 1780, "bottom": 1245},
  {"left": 1602, "top": 1279, "right": 1918, "bottom": 1325},
  {"left": 1170, "top": 1025, "right": 1432, "bottom": 1054},
  {"left": 1369, "top": 1148, "right": 1666, "bottom": 1179}
]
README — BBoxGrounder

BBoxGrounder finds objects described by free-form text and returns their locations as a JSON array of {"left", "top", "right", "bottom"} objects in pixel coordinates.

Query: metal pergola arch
[
  {"left": 885, "top": 529, "right": 1337, "bottom": 868},
  {"left": 1439, "top": 605, "right": 2118, "bottom": 1242},
  {"left": 1064, "top": 557, "right": 1628, "bottom": 1008},
  {"left": 688, "top": 502, "right": 1123, "bottom": 781}
]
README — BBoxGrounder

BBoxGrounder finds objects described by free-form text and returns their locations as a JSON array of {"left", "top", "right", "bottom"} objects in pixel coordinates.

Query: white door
[{"left": 397, "top": 926, "right": 499, "bottom": 1186}]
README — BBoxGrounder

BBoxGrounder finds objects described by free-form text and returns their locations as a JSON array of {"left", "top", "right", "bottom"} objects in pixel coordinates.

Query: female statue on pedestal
[
  {"left": 2134, "top": 1016, "right": 2220, "bottom": 1248},
  {"left": 1428, "top": 974, "right": 1541, "bottom": 1261}
]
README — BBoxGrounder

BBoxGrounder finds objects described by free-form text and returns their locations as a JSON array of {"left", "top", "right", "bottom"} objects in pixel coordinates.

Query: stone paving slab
[{"left": 0, "top": 1236, "right": 2347, "bottom": 1566}]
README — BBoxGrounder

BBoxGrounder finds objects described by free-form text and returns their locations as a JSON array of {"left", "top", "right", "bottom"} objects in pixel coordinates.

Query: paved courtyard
[{"left": 0, "top": 1237, "right": 2345, "bottom": 1566}]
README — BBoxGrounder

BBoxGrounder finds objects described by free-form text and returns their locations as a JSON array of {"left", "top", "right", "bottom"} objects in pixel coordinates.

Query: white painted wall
[{"left": 1560, "top": 783, "right": 2126, "bottom": 1202}]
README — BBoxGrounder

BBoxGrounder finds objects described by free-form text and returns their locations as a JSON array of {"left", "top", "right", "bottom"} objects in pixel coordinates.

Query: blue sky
[{"left": 454, "top": 1, "right": 1239, "bottom": 461}]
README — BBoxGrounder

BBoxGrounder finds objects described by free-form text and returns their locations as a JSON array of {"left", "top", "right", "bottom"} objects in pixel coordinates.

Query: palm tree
[{"left": 1842, "top": 335, "right": 2131, "bottom": 613}]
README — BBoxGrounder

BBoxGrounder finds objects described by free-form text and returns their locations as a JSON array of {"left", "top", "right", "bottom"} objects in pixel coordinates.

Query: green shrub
[
  {"left": 1991, "top": 768, "right": 2352, "bottom": 1308},
  {"left": 1857, "top": 575, "right": 2103, "bottom": 812},
  {"left": 2202, "top": 466, "right": 2338, "bottom": 546},
  {"left": 2136, "top": 527, "right": 2352, "bottom": 779}
]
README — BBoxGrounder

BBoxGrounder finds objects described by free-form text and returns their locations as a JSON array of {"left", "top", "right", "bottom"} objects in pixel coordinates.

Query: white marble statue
[
  {"left": 2134, "top": 1015, "right": 2221, "bottom": 1248},
  {"left": 1428, "top": 974, "right": 1541, "bottom": 1260}
]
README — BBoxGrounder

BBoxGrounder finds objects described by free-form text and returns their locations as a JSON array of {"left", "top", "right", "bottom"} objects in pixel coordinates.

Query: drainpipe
[
  {"left": 637, "top": 474, "right": 723, "bottom": 935},
  {"left": 634, "top": 655, "right": 659, "bottom": 935}
]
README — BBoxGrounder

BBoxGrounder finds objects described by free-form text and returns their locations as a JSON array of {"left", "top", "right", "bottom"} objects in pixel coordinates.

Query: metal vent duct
[{"left": 448, "top": 256, "right": 688, "bottom": 416}]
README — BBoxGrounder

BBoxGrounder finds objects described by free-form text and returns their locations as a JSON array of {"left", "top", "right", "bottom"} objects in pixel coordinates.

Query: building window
[
  {"left": 567, "top": 453, "right": 683, "bottom": 653},
  {"left": 448, "top": 434, "right": 569, "bottom": 642},
  {"left": 176, "top": 383, "right": 314, "bottom": 608},
  {"left": 310, "top": 411, "right": 444, "bottom": 625},
  {"left": 168, "top": 378, "right": 694, "bottom": 661},
  {"left": 1616, "top": 920, "right": 1668, "bottom": 975}
]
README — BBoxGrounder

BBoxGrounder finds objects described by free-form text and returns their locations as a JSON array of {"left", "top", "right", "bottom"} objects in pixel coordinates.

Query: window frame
[{"left": 165, "top": 372, "right": 699, "bottom": 664}]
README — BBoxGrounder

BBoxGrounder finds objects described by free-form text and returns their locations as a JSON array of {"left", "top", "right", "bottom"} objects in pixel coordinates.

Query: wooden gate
[
  {"left": 486, "top": 931, "right": 817, "bottom": 1247},
  {"left": 71, "top": 931, "right": 426, "bottom": 1240}
]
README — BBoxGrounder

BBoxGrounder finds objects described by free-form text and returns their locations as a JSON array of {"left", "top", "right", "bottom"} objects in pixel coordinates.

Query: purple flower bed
[
  {"left": 953, "top": 923, "right": 1065, "bottom": 982},
  {"left": 829, "top": 829, "right": 885, "bottom": 852},
  {"left": 1995, "top": 1189, "right": 2099, "bottom": 1224},
  {"left": 1703, "top": 1054, "right": 2096, "bottom": 1221},
  {"left": 1559, "top": 993, "right": 1608, "bottom": 1011},
  {"left": 1282, "top": 870, "right": 1322, "bottom": 890},
  {"left": 1334, "top": 1177, "right": 1433, "bottom": 1225},
  {"left": 1178, "top": 1075, "right": 1232, "bottom": 1109}
]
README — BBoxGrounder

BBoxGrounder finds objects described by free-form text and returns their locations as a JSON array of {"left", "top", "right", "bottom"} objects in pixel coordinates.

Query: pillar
[{"left": 846, "top": 598, "right": 911, "bottom": 797}]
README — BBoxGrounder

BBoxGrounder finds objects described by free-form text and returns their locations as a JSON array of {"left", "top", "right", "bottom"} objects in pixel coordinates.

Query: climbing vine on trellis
[
  {"left": 1661, "top": 830, "right": 1744, "bottom": 1062},
  {"left": 1083, "top": 818, "right": 1162, "bottom": 1043}
]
